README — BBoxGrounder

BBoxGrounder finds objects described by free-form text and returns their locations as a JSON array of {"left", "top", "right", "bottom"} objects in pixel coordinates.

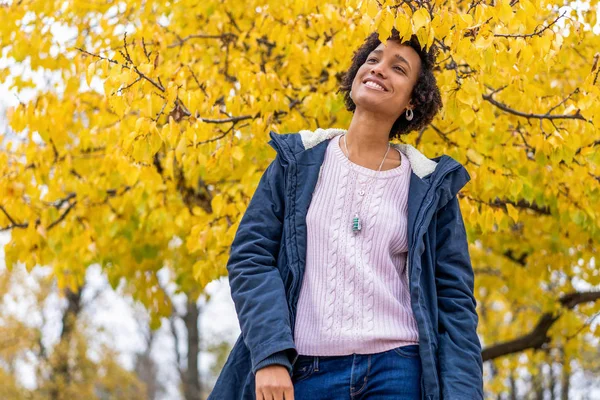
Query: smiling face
[{"left": 351, "top": 40, "right": 422, "bottom": 119}]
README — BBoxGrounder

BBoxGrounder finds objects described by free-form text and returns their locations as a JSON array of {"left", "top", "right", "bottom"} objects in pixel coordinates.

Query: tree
[
  {"left": 1, "top": 0, "right": 599, "bottom": 396},
  {"left": 0, "top": 263, "right": 146, "bottom": 399}
]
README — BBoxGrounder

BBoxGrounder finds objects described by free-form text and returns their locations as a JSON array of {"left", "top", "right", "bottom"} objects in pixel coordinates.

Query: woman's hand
[{"left": 255, "top": 364, "right": 295, "bottom": 400}]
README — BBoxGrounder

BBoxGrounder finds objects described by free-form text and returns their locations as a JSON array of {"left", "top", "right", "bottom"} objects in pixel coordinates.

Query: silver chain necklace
[{"left": 342, "top": 133, "right": 390, "bottom": 234}]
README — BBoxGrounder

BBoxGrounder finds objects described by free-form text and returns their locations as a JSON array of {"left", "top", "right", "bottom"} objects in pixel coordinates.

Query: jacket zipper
[
  {"left": 270, "top": 137, "right": 301, "bottom": 364},
  {"left": 285, "top": 153, "right": 301, "bottom": 366}
]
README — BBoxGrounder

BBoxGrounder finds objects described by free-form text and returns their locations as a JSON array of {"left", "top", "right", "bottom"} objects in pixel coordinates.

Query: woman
[{"left": 209, "top": 29, "right": 483, "bottom": 400}]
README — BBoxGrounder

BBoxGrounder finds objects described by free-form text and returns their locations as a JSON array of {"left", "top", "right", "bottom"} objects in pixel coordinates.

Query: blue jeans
[{"left": 292, "top": 344, "right": 421, "bottom": 399}]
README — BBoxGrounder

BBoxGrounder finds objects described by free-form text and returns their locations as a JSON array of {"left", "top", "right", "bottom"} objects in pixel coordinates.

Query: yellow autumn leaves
[{"left": 2, "top": 0, "right": 600, "bottom": 395}]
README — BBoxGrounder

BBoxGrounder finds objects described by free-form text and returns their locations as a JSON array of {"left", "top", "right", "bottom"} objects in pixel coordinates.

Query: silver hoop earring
[
  {"left": 406, "top": 108, "right": 414, "bottom": 121},
  {"left": 349, "top": 89, "right": 353, "bottom": 99}
]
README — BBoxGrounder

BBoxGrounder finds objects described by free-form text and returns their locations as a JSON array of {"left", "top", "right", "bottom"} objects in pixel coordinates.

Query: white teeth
[{"left": 364, "top": 81, "right": 385, "bottom": 91}]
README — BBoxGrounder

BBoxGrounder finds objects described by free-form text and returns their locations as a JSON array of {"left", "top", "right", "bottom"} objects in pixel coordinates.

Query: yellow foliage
[{"left": 1, "top": 0, "right": 600, "bottom": 396}]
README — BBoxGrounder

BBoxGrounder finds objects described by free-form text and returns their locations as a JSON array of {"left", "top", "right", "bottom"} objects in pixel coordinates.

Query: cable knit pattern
[
  {"left": 361, "top": 176, "right": 384, "bottom": 337},
  {"left": 322, "top": 161, "right": 349, "bottom": 340},
  {"left": 341, "top": 171, "right": 360, "bottom": 341},
  {"left": 293, "top": 135, "right": 420, "bottom": 356}
]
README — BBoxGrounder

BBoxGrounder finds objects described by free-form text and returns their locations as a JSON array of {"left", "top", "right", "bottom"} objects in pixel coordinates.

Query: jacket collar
[
  {"left": 297, "top": 127, "right": 437, "bottom": 179},
  {"left": 268, "top": 127, "right": 471, "bottom": 201}
]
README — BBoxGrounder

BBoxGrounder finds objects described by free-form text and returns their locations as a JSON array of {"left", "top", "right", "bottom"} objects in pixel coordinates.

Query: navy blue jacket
[{"left": 208, "top": 128, "right": 483, "bottom": 400}]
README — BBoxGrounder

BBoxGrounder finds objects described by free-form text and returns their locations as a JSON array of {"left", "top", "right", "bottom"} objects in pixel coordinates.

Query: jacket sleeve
[
  {"left": 254, "top": 350, "right": 293, "bottom": 375},
  {"left": 434, "top": 195, "right": 484, "bottom": 399},
  {"left": 227, "top": 153, "right": 297, "bottom": 376}
]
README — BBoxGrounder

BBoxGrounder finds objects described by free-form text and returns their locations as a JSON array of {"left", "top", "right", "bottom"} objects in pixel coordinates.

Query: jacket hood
[
  {"left": 267, "top": 127, "right": 471, "bottom": 201},
  {"left": 298, "top": 128, "right": 439, "bottom": 179}
]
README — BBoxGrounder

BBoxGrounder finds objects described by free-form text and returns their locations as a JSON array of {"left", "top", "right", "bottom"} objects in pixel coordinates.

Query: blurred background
[{"left": 1, "top": 0, "right": 600, "bottom": 398}]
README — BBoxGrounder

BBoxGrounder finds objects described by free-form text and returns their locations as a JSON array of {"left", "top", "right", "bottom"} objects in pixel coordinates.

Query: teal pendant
[{"left": 352, "top": 214, "right": 362, "bottom": 233}]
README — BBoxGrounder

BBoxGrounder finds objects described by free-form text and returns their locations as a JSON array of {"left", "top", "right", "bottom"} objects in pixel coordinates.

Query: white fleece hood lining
[{"left": 298, "top": 128, "right": 438, "bottom": 179}]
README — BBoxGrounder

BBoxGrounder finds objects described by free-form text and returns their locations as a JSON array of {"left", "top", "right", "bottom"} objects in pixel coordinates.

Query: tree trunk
[
  {"left": 135, "top": 329, "right": 162, "bottom": 400},
  {"left": 182, "top": 300, "right": 202, "bottom": 400},
  {"left": 561, "top": 350, "right": 570, "bottom": 400},
  {"left": 509, "top": 369, "right": 517, "bottom": 400},
  {"left": 549, "top": 359, "right": 556, "bottom": 400},
  {"left": 530, "top": 361, "right": 544, "bottom": 400},
  {"left": 50, "top": 286, "right": 83, "bottom": 400}
]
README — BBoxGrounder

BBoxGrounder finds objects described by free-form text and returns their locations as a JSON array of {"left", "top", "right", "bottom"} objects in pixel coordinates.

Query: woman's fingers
[
  {"left": 258, "top": 385, "right": 294, "bottom": 400},
  {"left": 255, "top": 364, "right": 294, "bottom": 400}
]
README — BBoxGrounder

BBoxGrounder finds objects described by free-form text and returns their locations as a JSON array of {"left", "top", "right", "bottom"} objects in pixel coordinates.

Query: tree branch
[
  {"left": 482, "top": 290, "right": 600, "bottom": 361},
  {"left": 483, "top": 86, "right": 589, "bottom": 122},
  {"left": 494, "top": 11, "right": 567, "bottom": 38}
]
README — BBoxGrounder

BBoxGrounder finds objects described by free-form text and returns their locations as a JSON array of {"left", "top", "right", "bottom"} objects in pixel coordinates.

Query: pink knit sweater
[{"left": 293, "top": 134, "right": 419, "bottom": 356}]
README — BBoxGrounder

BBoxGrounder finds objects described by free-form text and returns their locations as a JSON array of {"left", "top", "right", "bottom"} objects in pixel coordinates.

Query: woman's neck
[{"left": 345, "top": 112, "right": 395, "bottom": 158}]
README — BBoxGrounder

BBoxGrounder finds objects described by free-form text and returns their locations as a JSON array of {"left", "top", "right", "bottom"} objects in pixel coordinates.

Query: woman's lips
[{"left": 363, "top": 81, "right": 387, "bottom": 92}]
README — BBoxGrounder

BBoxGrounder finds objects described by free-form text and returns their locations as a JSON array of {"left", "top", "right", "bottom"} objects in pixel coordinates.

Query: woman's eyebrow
[{"left": 371, "top": 49, "right": 412, "bottom": 72}]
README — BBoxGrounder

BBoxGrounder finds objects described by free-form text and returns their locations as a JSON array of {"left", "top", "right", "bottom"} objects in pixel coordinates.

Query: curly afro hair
[{"left": 337, "top": 28, "right": 443, "bottom": 140}]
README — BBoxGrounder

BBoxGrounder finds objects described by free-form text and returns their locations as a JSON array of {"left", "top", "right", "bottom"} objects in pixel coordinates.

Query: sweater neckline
[{"left": 332, "top": 134, "right": 409, "bottom": 179}]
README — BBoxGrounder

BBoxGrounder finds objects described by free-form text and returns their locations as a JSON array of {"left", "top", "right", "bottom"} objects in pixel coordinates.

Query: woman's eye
[{"left": 367, "top": 58, "right": 404, "bottom": 74}]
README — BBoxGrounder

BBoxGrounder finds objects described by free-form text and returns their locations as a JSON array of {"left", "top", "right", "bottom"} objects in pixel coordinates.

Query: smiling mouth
[{"left": 363, "top": 82, "right": 387, "bottom": 92}]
